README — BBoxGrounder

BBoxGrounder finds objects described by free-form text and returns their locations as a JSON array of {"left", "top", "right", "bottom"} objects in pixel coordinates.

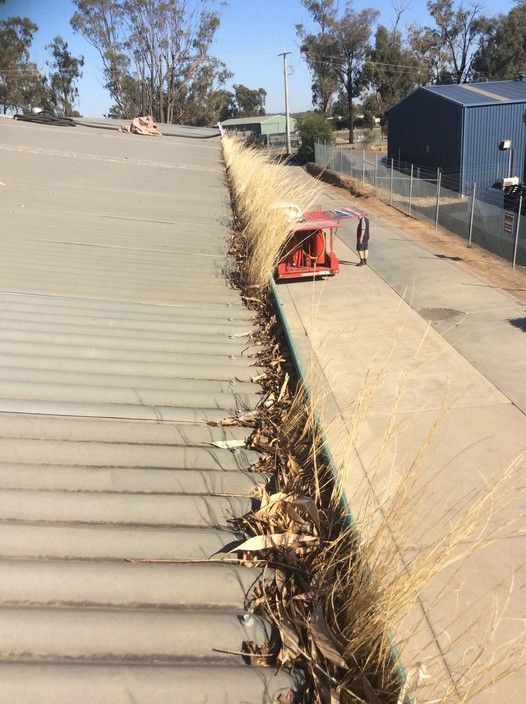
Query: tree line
[
  {"left": 0, "top": 0, "right": 266, "bottom": 122},
  {"left": 298, "top": 0, "right": 526, "bottom": 142},
  {"left": 0, "top": 9, "right": 84, "bottom": 117},
  {"left": 1, "top": 0, "right": 526, "bottom": 130}
]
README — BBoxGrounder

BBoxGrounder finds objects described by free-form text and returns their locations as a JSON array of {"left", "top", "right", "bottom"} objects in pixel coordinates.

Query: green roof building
[{"left": 219, "top": 114, "right": 297, "bottom": 137}]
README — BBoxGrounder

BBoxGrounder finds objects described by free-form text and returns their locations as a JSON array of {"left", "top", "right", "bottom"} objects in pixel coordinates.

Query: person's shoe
[{"left": 357, "top": 260, "right": 365, "bottom": 266}]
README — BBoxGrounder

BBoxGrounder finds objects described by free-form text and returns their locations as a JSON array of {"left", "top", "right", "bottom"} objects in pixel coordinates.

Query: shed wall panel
[
  {"left": 261, "top": 117, "right": 286, "bottom": 134},
  {"left": 463, "top": 102, "right": 526, "bottom": 189},
  {"left": 388, "top": 90, "right": 463, "bottom": 173}
]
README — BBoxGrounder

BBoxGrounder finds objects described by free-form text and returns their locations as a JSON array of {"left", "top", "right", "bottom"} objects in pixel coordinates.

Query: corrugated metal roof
[
  {"left": 0, "top": 117, "right": 299, "bottom": 702},
  {"left": 423, "top": 78, "right": 526, "bottom": 106},
  {"left": 220, "top": 114, "right": 284, "bottom": 126}
]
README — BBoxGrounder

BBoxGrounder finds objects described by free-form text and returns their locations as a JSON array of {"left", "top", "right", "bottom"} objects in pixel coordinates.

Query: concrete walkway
[{"left": 276, "top": 172, "right": 526, "bottom": 702}]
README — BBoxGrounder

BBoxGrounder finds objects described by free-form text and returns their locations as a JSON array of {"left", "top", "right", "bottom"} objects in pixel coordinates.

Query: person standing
[{"left": 356, "top": 215, "right": 369, "bottom": 265}]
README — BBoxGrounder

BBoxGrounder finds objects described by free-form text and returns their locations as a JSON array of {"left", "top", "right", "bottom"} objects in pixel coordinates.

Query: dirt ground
[{"left": 325, "top": 175, "right": 526, "bottom": 305}]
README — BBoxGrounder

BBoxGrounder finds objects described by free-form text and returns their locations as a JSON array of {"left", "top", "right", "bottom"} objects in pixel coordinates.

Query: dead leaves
[
  {"left": 275, "top": 601, "right": 302, "bottom": 668},
  {"left": 254, "top": 491, "right": 321, "bottom": 535},
  {"left": 241, "top": 640, "right": 274, "bottom": 667},
  {"left": 233, "top": 533, "right": 318, "bottom": 553},
  {"left": 232, "top": 491, "right": 322, "bottom": 569},
  {"left": 209, "top": 409, "right": 260, "bottom": 427},
  {"left": 310, "top": 604, "right": 346, "bottom": 669},
  {"left": 250, "top": 426, "right": 277, "bottom": 454}
]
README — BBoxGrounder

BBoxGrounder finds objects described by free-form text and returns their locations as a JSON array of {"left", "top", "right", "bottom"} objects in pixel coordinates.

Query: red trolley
[{"left": 275, "top": 208, "right": 341, "bottom": 281}]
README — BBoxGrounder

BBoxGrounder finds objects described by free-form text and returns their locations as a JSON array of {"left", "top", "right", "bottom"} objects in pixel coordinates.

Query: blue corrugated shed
[{"left": 388, "top": 78, "right": 526, "bottom": 192}]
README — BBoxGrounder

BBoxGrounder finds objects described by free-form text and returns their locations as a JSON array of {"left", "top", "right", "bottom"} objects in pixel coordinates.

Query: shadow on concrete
[
  {"left": 275, "top": 276, "right": 332, "bottom": 286},
  {"left": 435, "top": 253, "right": 464, "bottom": 261},
  {"left": 509, "top": 317, "right": 526, "bottom": 332}
]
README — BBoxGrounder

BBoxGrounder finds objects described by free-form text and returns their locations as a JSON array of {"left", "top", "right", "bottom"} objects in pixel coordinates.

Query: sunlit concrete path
[{"left": 276, "top": 166, "right": 526, "bottom": 703}]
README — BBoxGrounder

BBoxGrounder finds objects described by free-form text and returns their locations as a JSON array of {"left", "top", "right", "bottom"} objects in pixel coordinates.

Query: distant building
[
  {"left": 388, "top": 78, "right": 526, "bottom": 193},
  {"left": 219, "top": 114, "right": 297, "bottom": 143}
]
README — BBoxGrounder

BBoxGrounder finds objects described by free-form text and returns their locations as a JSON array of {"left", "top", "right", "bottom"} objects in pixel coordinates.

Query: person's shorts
[{"left": 357, "top": 237, "right": 369, "bottom": 251}]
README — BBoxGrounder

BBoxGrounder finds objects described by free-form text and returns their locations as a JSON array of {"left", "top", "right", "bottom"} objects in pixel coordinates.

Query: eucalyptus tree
[
  {"left": 173, "top": 59, "right": 232, "bottom": 125},
  {"left": 471, "top": 2, "right": 526, "bottom": 80},
  {"left": 296, "top": 0, "right": 340, "bottom": 116},
  {"left": 71, "top": 0, "right": 226, "bottom": 123},
  {"left": 229, "top": 84, "right": 266, "bottom": 117},
  {"left": 411, "top": 0, "right": 489, "bottom": 84},
  {"left": 298, "top": 1, "right": 379, "bottom": 143},
  {"left": 406, "top": 22, "right": 448, "bottom": 85},
  {"left": 71, "top": 0, "right": 132, "bottom": 116},
  {"left": 365, "top": 23, "right": 428, "bottom": 124},
  {"left": 46, "top": 36, "right": 84, "bottom": 116},
  {"left": 329, "top": 7, "right": 379, "bottom": 143},
  {"left": 0, "top": 13, "right": 45, "bottom": 113}
]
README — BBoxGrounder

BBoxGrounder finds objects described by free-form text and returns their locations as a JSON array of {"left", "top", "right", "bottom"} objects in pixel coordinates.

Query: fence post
[
  {"left": 362, "top": 148, "right": 366, "bottom": 184},
  {"left": 375, "top": 153, "right": 378, "bottom": 192},
  {"left": 435, "top": 169, "right": 441, "bottom": 229},
  {"left": 390, "top": 158, "right": 394, "bottom": 206},
  {"left": 512, "top": 194, "right": 522, "bottom": 268},
  {"left": 409, "top": 163, "right": 414, "bottom": 216},
  {"left": 468, "top": 183, "right": 476, "bottom": 247},
  {"left": 340, "top": 144, "right": 343, "bottom": 174}
]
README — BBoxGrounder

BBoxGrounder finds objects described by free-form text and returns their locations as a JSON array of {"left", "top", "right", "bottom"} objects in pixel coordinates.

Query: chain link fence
[{"left": 315, "top": 141, "right": 526, "bottom": 268}]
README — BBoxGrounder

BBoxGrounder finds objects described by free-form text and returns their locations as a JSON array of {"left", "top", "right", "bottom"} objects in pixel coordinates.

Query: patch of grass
[{"left": 304, "top": 161, "right": 370, "bottom": 199}]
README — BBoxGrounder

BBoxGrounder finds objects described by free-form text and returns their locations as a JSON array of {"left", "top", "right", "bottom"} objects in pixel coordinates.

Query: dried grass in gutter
[
  {"left": 221, "top": 238, "right": 392, "bottom": 699},
  {"left": 222, "top": 135, "right": 322, "bottom": 293}
]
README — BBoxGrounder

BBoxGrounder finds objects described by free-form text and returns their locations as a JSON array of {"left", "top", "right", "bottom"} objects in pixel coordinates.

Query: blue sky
[{"left": 0, "top": 0, "right": 514, "bottom": 118}]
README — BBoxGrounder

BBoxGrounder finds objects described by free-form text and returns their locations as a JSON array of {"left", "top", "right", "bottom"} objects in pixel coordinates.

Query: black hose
[{"left": 13, "top": 110, "right": 77, "bottom": 127}]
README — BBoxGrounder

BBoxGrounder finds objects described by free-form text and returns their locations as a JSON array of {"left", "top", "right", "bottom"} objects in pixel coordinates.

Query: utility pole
[{"left": 278, "top": 51, "right": 292, "bottom": 156}]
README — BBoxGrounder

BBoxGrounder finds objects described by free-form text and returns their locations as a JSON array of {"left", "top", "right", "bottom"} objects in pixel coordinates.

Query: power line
[{"left": 297, "top": 49, "right": 519, "bottom": 81}]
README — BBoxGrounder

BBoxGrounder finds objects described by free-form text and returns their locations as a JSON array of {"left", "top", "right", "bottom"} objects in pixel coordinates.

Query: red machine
[{"left": 275, "top": 208, "right": 341, "bottom": 281}]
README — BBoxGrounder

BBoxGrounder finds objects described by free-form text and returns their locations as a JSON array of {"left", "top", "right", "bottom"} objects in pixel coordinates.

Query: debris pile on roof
[{"left": 119, "top": 115, "right": 162, "bottom": 136}]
